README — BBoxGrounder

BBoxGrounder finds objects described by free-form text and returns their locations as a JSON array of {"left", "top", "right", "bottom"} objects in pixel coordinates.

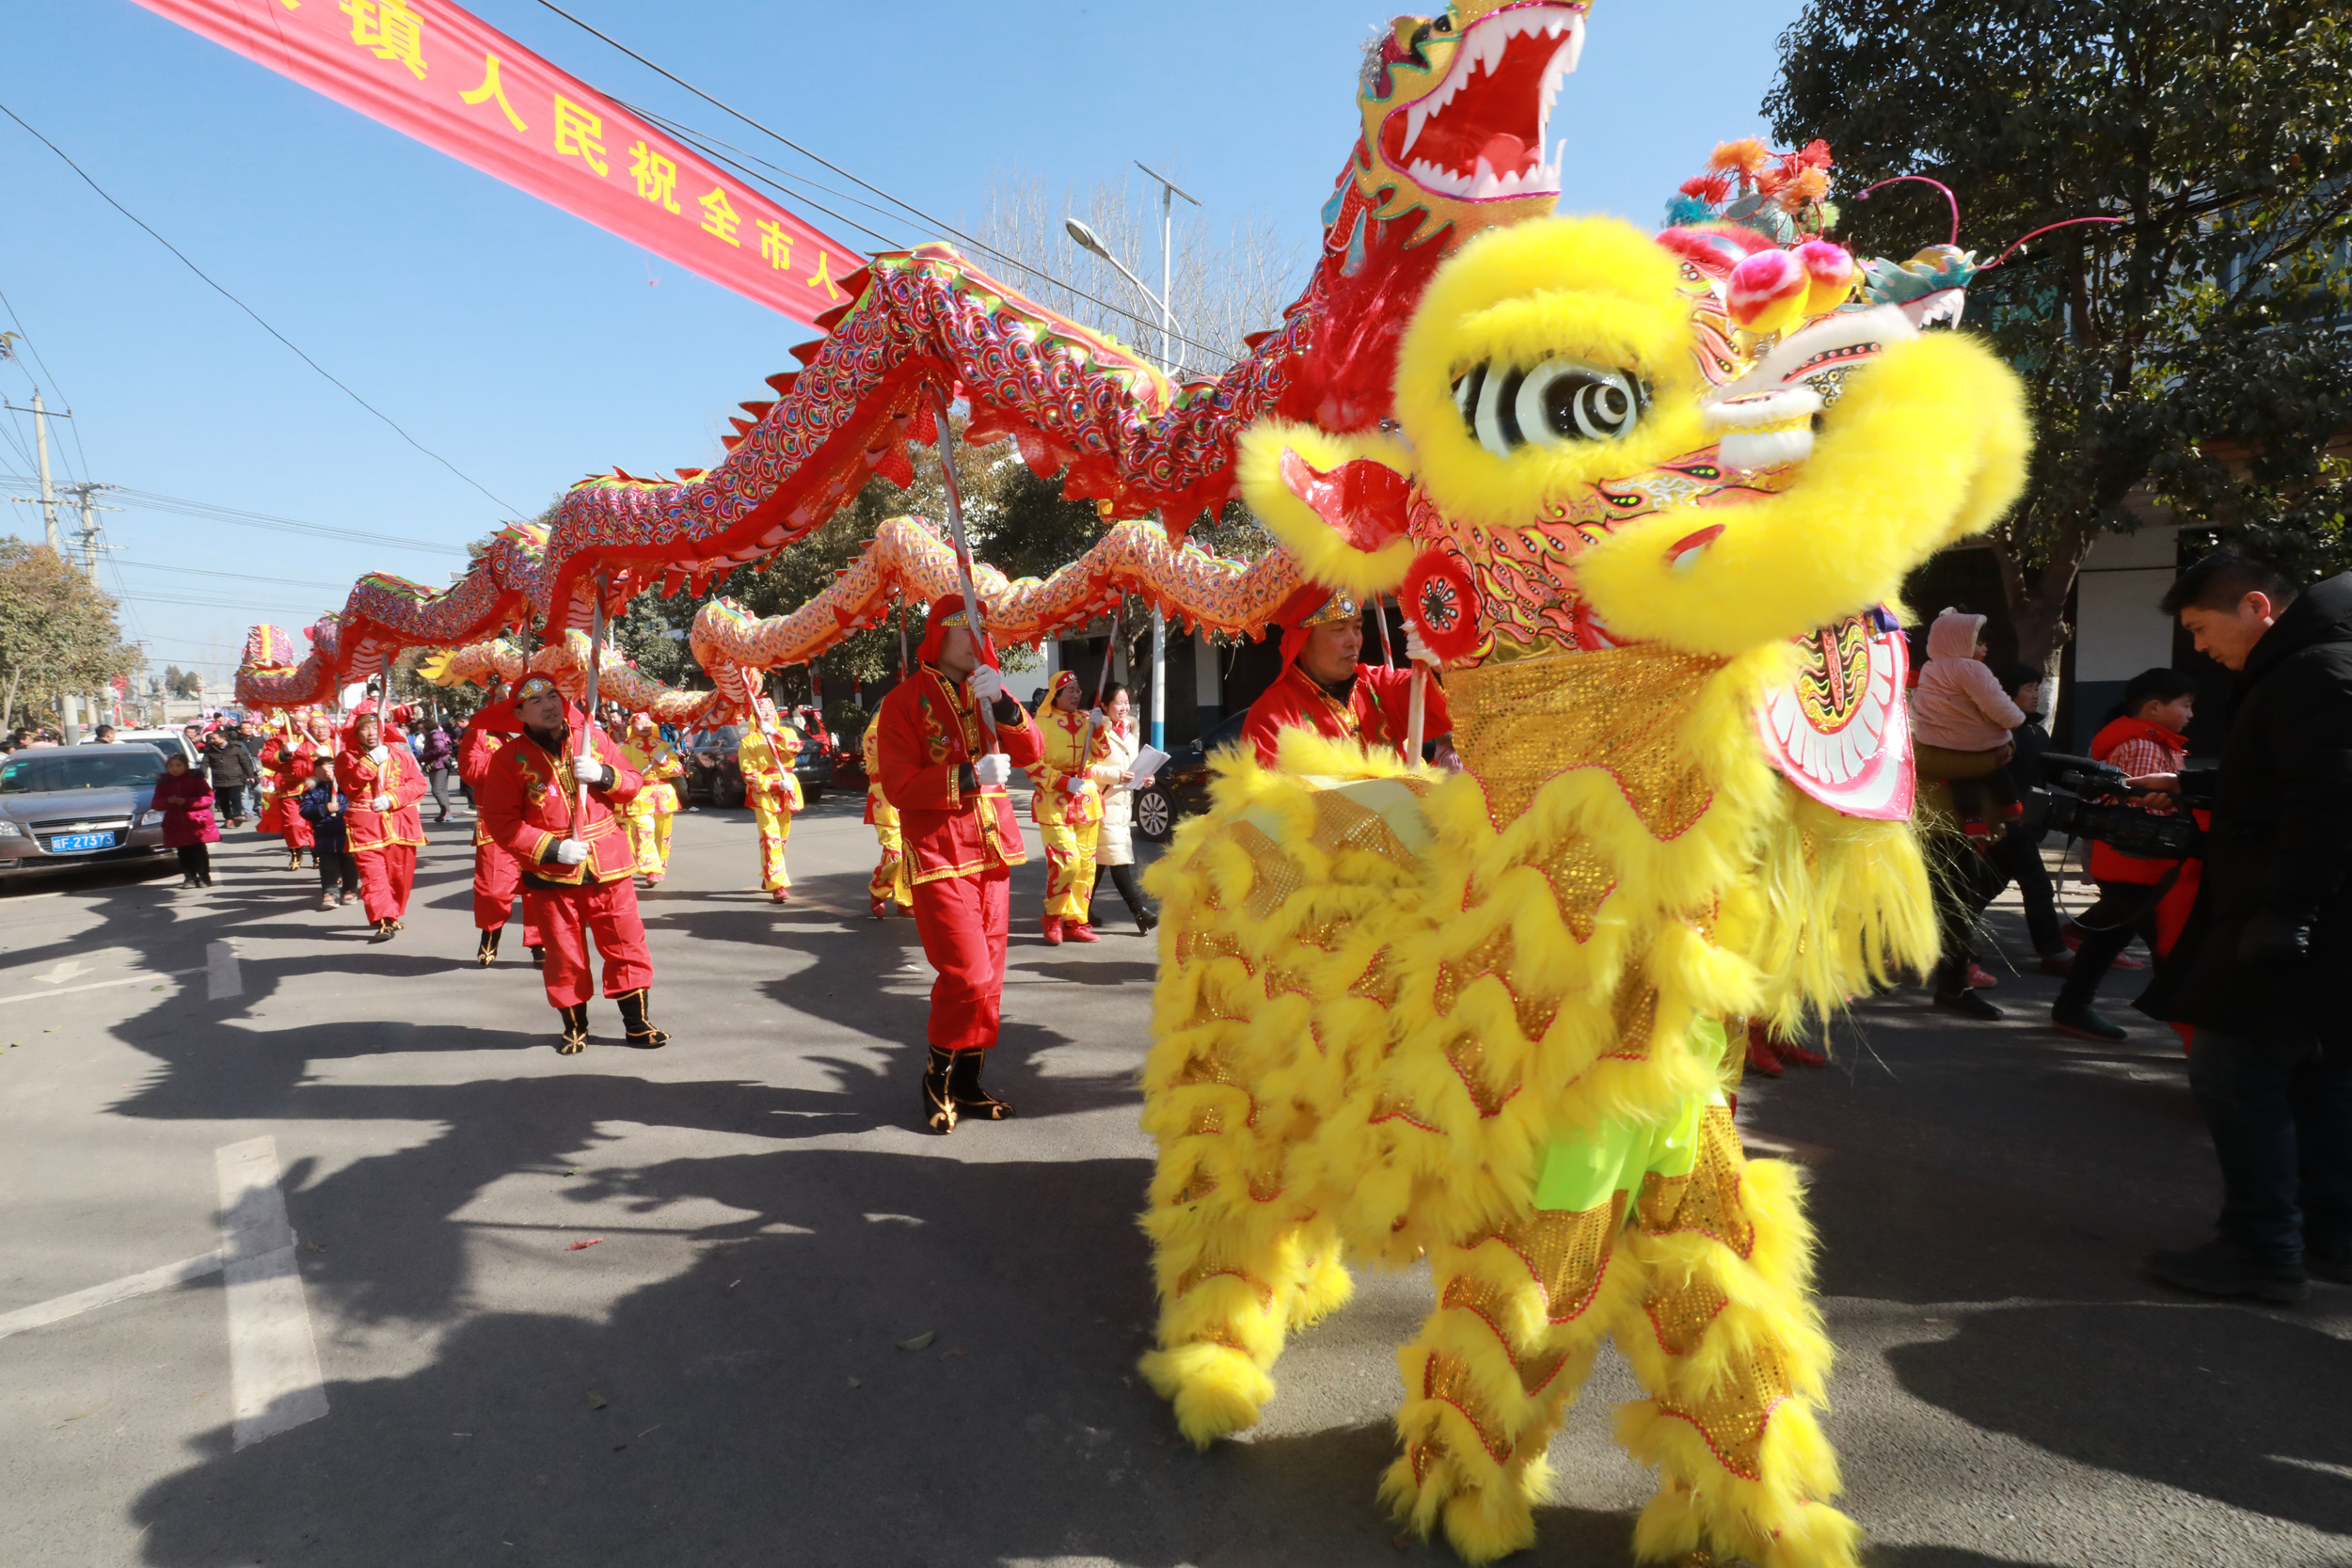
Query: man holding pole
[
  {"left": 476, "top": 675, "right": 662, "bottom": 1054},
  {"left": 459, "top": 685, "right": 544, "bottom": 967},
  {"left": 1243, "top": 586, "right": 1454, "bottom": 768},
  {"left": 340, "top": 706, "right": 430, "bottom": 942},
  {"left": 875, "top": 594, "right": 1044, "bottom": 1132}
]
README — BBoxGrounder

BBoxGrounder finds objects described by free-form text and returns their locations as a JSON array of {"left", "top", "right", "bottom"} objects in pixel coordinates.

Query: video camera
[{"left": 2018, "top": 753, "right": 2212, "bottom": 861}]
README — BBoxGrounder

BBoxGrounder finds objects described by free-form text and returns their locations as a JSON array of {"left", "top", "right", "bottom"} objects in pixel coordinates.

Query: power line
[
  {"left": 533, "top": 4, "right": 1234, "bottom": 366},
  {"left": 114, "top": 559, "right": 355, "bottom": 591},
  {"left": 0, "top": 100, "right": 525, "bottom": 519},
  {"left": 0, "top": 477, "right": 472, "bottom": 556},
  {"left": 0, "top": 283, "right": 90, "bottom": 483}
]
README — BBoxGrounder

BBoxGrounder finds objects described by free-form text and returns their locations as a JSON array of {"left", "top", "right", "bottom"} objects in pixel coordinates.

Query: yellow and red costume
[
  {"left": 862, "top": 720, "right": 912, "bottom": 917},
  {"left": 475, "top": 697, "right": 652, "bottom": 1015},
  {"left": 459, "top": 707, "right": 542, "bottom": 953},
  {"left": 1242, "top": 590, "right": 1452, "bottom": 768},
  {"left": 874, "top": 600, "right": 1043, "bottom": 1062},
  {"left": 738, "top": 705, "right": 804, "bottom": 895},
  {"left": 1030, "top": 671, "right": 1109, "bottom": 940},
  {"left": 619, "top": 717, "right": 685, "bottom": 881},
  {"left": 257, "top": 721, "right": 326, "bottom": 858},
  {"left": 338, "top": 730, "right": 430, "bottom": 926}
]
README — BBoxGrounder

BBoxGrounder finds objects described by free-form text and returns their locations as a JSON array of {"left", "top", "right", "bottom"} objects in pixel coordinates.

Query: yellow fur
[
  {"left": 1234, "top": 420, "right": 1418, "bottom": 595},
  {"left": 1137, "top": 211, "right": 2027, "bottom": 1567}
]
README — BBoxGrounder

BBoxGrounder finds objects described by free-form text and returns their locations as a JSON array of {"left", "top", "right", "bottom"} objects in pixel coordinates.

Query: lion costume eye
[{"left": 1452, "top": 357, "right": 1647, "bottom": 456}]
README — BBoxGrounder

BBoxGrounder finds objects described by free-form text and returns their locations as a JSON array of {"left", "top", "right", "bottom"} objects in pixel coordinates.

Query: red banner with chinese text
[{"left": 126, "top": 0, "right": 857, "bottom": 324}]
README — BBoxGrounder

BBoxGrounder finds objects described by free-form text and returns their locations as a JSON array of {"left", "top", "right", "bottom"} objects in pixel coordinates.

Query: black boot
[
  {"left": 529, "top": 945, "right": 546, "bottom": 967},
  {"left": 556, "top": 1003, "right": 590, "bottom": 1054},
  {"left": 947, "top": 1048, "right": 1014, "bottom": 1120},
  {"left": 921, "top": 1046, "right": 957, "bottom": 1135},
  {"left": 476, "top": 927, "right": 501, "bottom": 967},
  {"left": 1110, "top": 864, "right": 1157, "bottom": 934},
  {"left": 616, "top": 988, "right": 668, "bottom": 1049}
]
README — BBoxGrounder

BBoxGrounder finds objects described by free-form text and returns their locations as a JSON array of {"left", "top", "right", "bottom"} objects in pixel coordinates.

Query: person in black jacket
[
  {"left": 1984, "top": 663, "right": 2070, "bottom": 972},
  {"left": 203, "top": 724, "right": 260, "bottom": 828},
  {"left": 2137, "top": 551, "right": 2352, "bottom": 1303}
]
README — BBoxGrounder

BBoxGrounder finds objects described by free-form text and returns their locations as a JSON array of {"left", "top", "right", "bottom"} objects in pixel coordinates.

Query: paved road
[{"left": 0, "top": 799, "right": 2344, "bottom": 1568}]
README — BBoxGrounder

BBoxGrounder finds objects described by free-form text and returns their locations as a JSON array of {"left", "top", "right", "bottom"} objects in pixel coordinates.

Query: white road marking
[
  {"left": 0, "top": 1250, "right": 225, "bottom": 1342},
  {"left": 36, "top": 958, "right": 91, "bottom": 985},
  {"left": 215, "top": 1137, "right": 328, "bottom": 1449},
  {"left": 0, "top": 967, "right": 201, "bottom": 1007},
  {"left": 206, "top": 941, "right": 243, "bottom": 1001}
]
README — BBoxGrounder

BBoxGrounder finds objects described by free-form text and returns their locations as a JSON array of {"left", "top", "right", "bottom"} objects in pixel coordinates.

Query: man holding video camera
[{"left": 2136, "top": 550, "right": 2352, "bottom": 1303}]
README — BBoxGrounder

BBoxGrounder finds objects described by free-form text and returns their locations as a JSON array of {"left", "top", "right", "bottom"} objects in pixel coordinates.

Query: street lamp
[{"left": 1065, "top": 166, "right": 1200, "bottom": 750}]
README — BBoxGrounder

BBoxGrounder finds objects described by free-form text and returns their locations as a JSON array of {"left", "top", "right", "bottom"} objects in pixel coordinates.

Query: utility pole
[
  {"left": 58, "top": 483, "right": 121, "bottom": 586},
  {"left": 5, "top": 392, "right": 69, "bottom": 549}
]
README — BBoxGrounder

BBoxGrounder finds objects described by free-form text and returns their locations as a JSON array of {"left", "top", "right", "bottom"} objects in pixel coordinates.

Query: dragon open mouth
[{"left": 1383, "top": 3, "right": 1585, "bottom": 203}]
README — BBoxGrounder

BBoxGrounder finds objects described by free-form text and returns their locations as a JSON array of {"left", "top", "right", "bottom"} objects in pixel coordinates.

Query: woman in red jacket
[
  {"left": 2051, "top": 668, "right": 2198, "bottom": 1040},
  {"left": 152, "top": 751, "right": 219, "bottom": 889}
]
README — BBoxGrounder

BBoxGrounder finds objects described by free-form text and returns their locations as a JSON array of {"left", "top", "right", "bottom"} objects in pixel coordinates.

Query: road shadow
[{"left": 1889, "top": 1301, "right": 2352, "bottom": 1537}]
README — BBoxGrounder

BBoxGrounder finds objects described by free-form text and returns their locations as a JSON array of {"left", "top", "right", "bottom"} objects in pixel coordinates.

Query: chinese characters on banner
[{"left": 126, "top": 0, "right": 856, "bottom": 325}]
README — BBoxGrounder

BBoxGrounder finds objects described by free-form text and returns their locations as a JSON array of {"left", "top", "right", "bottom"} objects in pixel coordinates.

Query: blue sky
[{"left": 0, "top": 0, "right": 1806, "bottom": 690}]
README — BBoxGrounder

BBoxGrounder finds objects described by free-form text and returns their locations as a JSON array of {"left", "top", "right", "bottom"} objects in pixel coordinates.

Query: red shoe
[
  {"left": 2111, "top": 950, "right": 2145, "bottom": 970},
  {"left": 869, "top": 896, "right": 886, "bottom": 921},
  {"left": 1967, "top": 961, "right": 1998, "bottom": 989},
  {"left": 1042, "top": 915, "right": 1063, "bottom": 946},
  {"left": 1065, "top": 922, "right": 1100, "bottom": 943},
  {"left": 1772, "top": 1037, "right": 1830, "bottom": 1068},
  {"left": 1743, "top": 1021, "right": 1784, "bottom": 1078},
  {"left": 771, "top": 888, "right": 791, "bottom": 903}
]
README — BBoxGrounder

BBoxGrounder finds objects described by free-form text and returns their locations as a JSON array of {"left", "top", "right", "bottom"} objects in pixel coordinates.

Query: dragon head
[
  {"left": 1243, "top": 207, "right": 2031, "bottom": 817},
  {"left": 1355, "top": 2, "right": 1588, "bottom": 232}
]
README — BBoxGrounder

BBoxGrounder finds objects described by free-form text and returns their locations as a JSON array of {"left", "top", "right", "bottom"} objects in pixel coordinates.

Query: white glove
[
  {"left": 1405, "top": 625, "right": 1437, "bottom": 667},
  {"left": 973, "top": 752, "right": 1012, "bottom": 788},
  {"left": 967, "top": 664, "right": 1004, "bottom": 705},
  {"left": 574, "top": 753, "right": 609, "bottom": 787},
  {"left": 551, "top": 839, "right": 589, "bottom": 865},
  {"left": 1088, "top": 707, "right": 1107, "bottom": 730},
  {"left": 369, "top": 794, "right": 391, "bottom": 812},
  {"left": 367, "top": 744, "right": 389, "bottom": 765}
]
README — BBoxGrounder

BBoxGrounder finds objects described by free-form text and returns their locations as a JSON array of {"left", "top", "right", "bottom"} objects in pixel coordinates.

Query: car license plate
[{"left": 48, "top": 832, "right": 116, "bottom": 852}]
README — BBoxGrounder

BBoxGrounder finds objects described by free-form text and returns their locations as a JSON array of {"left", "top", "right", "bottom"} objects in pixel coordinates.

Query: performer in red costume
[
  {"left": 875, "top": 594, "right": 1044, "bottom": 1133},
  {"left": 1243, "top": 586, "right": 1455, "bottom": 768},
  {"left": 458, "top": 688, "right": 544, "bottom": 967},
  {"left": 476, "top": 676, "right": 663, "bottom": 1054},
  {"left": 339, "top": 707, "right": 430, "bottom": 942},
  {"left": 259, "top": 711, "right": 335, "bottom": 870}
]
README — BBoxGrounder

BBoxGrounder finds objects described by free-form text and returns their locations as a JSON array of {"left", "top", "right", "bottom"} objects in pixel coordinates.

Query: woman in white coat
[{"left": 1086, "top": 683, "right": 1158, "bottom": 935}]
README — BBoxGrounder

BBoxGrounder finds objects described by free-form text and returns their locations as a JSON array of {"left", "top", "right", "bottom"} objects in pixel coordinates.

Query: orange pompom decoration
[
  {"left": 1726, "top": 249, "right": 1809, "bottom": 335},
  {"left": 1708, "top": 137, "right": 1772, "bottom": 178}
]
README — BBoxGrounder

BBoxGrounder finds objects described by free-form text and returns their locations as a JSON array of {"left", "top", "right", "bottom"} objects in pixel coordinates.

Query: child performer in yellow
[
  {"left": 1030, "top": 671, "right": 1106, "bottom": 944},
  {"left": 620, "top": 712, "right": 685, "bottom": 885},
  {"left": 737, "top": 698, "right": 804, "bottom": 903},
  {"left": 861, "top": 720, "right": 913, "bottom": 919}
]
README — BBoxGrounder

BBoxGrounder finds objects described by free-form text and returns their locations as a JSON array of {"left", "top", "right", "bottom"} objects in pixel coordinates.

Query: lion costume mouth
[{"left": 1379, "top": 4, "right": 1586, "bottom": 203}]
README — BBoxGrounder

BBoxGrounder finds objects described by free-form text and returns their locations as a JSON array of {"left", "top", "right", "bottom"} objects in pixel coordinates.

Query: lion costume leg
[
  {"left": 1383, "top": 1199, "right": 1638, "bottom": 1563},
  {"left": 1613, "top": 1107, "right": 1858, "bottom": 1568}
]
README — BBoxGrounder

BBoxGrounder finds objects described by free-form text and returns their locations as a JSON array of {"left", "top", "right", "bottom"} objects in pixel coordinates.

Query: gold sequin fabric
[
  {"left": 1233, "top": 822, "right": 1311, "bottom": 923},
  {"left": 1522, "top": 833, "right": 1615, "bottom": 941},
  {"left": 1658, "top": 1343, "right": 1792, "bottom": 1481},
  {"left": 1422, "top": 1351, "right": 1510, "bottom": 1461},
  {"left": 1442, "top": 1032, "right": 1515, "bottom": 1118},
  {"left": 1310, "top": 785, "right": 1427, "bottom": 866},
  {"left": 1490, "top": 1195, "right": 1625, "bottom": 1323},
  {"left": 1605, "top": 976, "right": 1660, "bottom": 1062},
  {"left": 1433, "top": 924, "right": 1562, "bottom": 1045},
  {"left": 1451, "top": 645, "right": 1724, "bottom": 830},
  {"left": 1636, "top": 1106, "right": 1756, "bottom": 1258},
  {"left": 1642, "top": 1274, "right": 1730, "bottom": 1356}
]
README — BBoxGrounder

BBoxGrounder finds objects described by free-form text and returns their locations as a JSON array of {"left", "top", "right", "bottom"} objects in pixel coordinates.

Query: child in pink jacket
[{"left": 1912, "top": 608, "right": 2026, "bottom": 833}]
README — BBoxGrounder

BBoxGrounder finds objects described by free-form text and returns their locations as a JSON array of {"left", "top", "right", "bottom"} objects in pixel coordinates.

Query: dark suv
[
  {"left": 1132, "top": 711, "right": 1250, "bottom": 844},
  {"left": 682, "top": 721, "right": 832, "bottom": 809}
]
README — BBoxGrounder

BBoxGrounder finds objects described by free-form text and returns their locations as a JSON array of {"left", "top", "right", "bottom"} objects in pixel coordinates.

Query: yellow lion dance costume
[{"left": 1136, "top": 213, "right": 2028, "bottom": 1566}]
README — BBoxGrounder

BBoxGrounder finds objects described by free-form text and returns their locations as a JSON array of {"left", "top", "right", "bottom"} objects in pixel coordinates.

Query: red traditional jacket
[
  {"left": 337, "top": 742, "right": 429, "bottom": 853},
  {"left": 876, "top": 666, "right": 1043, "bottom": 886},
  {"left": 459, "top": 711, "right": 517, "bottom": 848},
  {"left": 259, "top": 734, "right": 325, "bottom": 791},
  {"left": 476, "top": 724, "right": 644, "bottom": 887},
  {"left": 1243, "top": 660, "right": 1454, "bottom": 768}
]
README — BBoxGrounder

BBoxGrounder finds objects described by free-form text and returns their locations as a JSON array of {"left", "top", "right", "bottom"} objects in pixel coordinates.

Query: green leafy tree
[
  {"left": 1768, "top": 0, "right": 2352, "bottom": 669},
  {"left": 0, "top": 541, "right": 143, "bottom": 727}
]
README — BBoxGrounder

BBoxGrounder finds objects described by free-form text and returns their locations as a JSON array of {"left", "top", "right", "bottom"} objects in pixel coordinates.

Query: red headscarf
[
  {"left": 916, "top": 594, "right": 997, "bottom": 670},
  {"left": 1274, "top": 583, "right": 1362, "bottom": 666}
]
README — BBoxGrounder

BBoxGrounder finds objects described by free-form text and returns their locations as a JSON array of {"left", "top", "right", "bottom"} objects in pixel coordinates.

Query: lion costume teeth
[{"left": 1137, "top": 191, "right": 2029, "bottom": 1562}]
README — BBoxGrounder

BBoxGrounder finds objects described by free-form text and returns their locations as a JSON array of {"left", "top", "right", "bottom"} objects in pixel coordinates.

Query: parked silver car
[{"left": 0, "top": 743, "right": 174, "bottom": 875}]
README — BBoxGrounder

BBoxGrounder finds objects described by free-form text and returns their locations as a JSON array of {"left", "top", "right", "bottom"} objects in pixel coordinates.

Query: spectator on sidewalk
[
  {"left": 1982, "top": 663, "right": 2071, "bottom": 974},
  {"left": 2051, "top": 668, "right": 2197, "bottom": 1042},
  {"left": 298, "top": 760, "right": 358, "bottom": 911},
  {"left": 1912, "top": 609, "right": 2026, "bottom": 841},
  {"left": 93, "top": 724, "right": 117, "bottom": 743},
  {"left": 2138, "top": 551, "right": 2352, "bottom": 1303}
]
